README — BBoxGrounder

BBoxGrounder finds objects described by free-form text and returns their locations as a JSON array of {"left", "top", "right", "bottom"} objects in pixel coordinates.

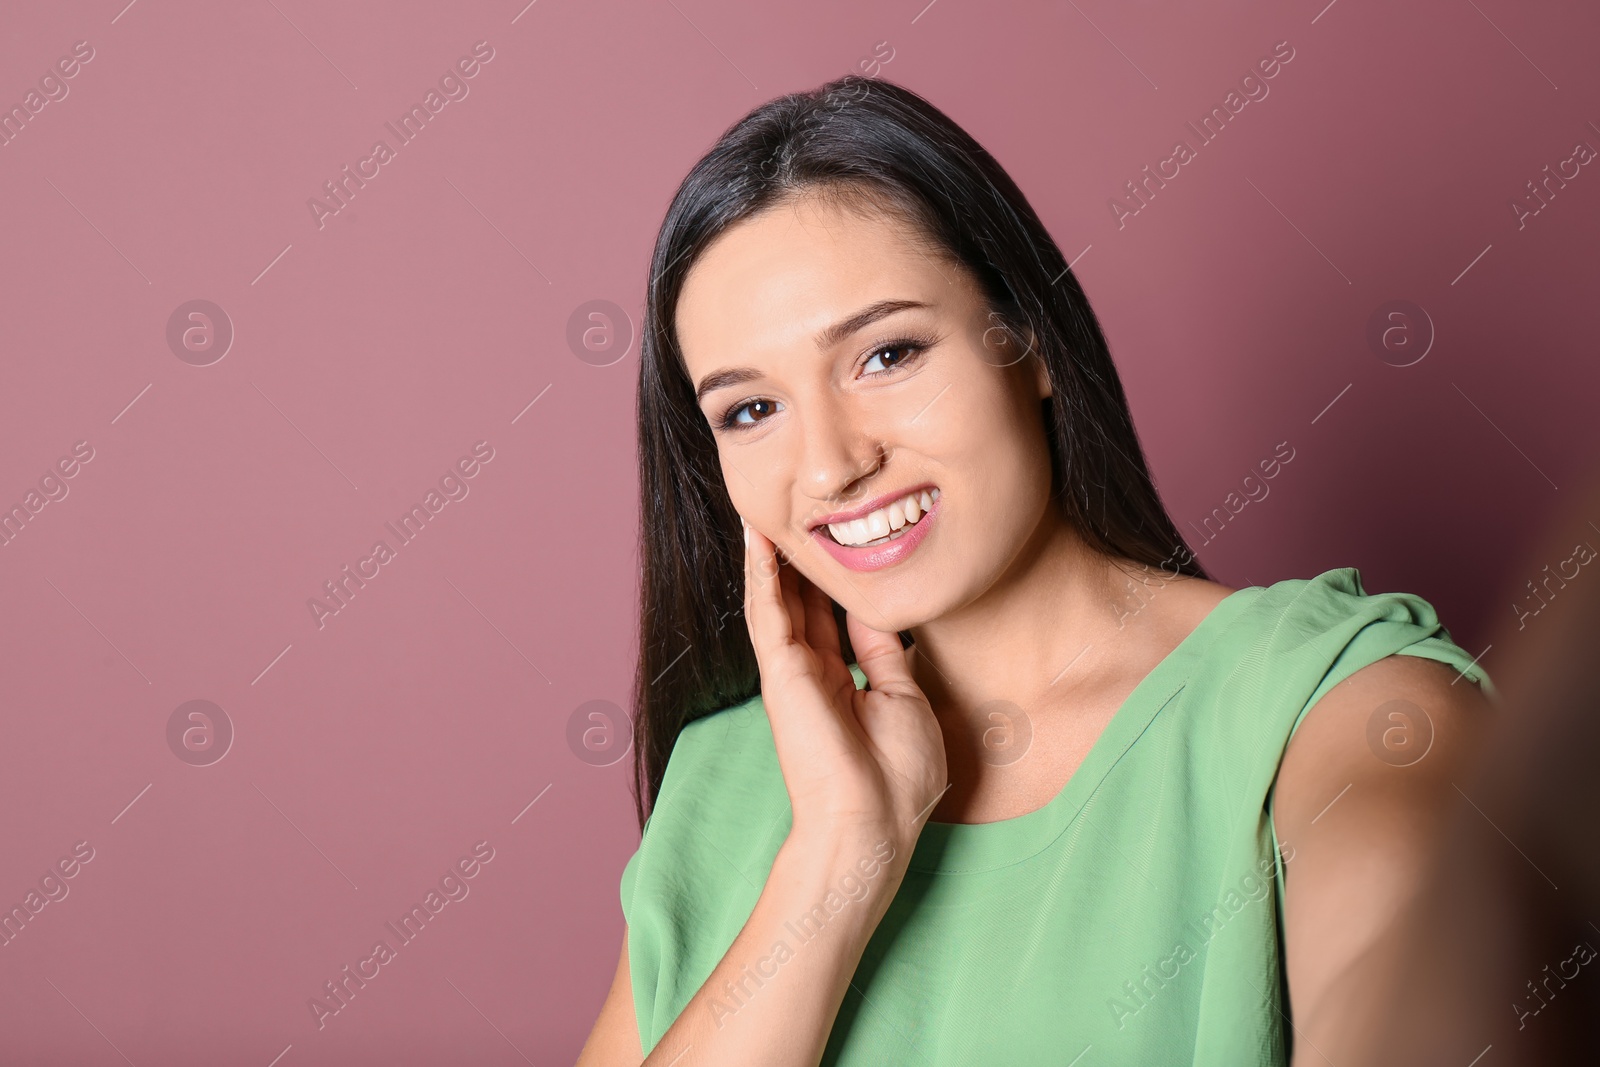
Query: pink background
[{"left": 1, "top": 0, "right": 1596, "bottom": 1062}]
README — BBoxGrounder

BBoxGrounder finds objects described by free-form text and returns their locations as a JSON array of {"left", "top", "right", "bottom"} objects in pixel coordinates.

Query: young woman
[{"left": 578, "top": 75, "right": 1496, "bottom": 1066}]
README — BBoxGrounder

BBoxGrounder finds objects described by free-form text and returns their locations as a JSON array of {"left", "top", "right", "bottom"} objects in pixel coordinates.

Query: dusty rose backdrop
[{"left": 1, "top": 0, "right": 1595, "bottom": 1062}]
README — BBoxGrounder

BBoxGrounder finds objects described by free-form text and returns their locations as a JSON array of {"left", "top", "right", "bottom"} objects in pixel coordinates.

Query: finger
[
  {"left": 776, "top": 550, "right": 806, "bottom": 645},
  {"left": 845, "top": 610, "right": 917, "bottom": 697},
  {"left": 800, "top": 574, "right": 854, "bottom": 696},
  {"left": 799, "top": 572, "right": 843, "bottom": 666},
  {"left": 743, "top": 518, "right": 794, "bottom": 663}
]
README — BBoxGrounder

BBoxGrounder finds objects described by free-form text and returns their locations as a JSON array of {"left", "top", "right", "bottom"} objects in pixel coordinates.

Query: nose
[{"left": 794, "top": 393, "right": 885, "bottom": 514}]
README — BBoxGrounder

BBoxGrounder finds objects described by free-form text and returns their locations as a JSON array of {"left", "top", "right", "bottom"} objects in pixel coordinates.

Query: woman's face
[{"left": 675, "top": 192, "right": 1058, "bottom": 633}]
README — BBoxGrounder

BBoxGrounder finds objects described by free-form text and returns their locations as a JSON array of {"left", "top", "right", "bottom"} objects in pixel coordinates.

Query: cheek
[
  {"left": 720, "top": 449, "right": 791, "bottom": 536},
  {"left": 916, "top": 373, "right": 1033, "bottom": 468},
  {"left": 929, "top": 390, "right": 1050, "bottom": 524}
]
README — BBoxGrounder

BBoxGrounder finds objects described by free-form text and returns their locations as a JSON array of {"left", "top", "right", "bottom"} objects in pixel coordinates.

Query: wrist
[
  {"left": 777, "top": 823, "right": 908, "bottom": 921},
  {"left": 788, "top": 813, "right": 914, "bottom": 857}
]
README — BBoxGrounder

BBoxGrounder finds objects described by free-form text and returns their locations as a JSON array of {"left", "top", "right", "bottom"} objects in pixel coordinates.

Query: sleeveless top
[{"left": 618, "top": 567, "right": 1499, "bottom": 1063}]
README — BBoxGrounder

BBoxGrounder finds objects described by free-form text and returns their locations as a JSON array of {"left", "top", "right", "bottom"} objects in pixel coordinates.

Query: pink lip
[
  {"left": 812, "top": 493, "right": 940, "bottom": 572},
  {"left": 807, "top": 482, "right": 939, "bottom": 531}
]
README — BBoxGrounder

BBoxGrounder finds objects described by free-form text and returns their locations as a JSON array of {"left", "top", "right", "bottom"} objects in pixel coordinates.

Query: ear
[{"left": 1028, "top": 330, "right": 1052, "bottom": 399}]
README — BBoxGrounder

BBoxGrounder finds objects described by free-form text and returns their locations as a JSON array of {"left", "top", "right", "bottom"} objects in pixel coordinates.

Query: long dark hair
[{"left": 629, "top": 74, "right": 1209, "bottom": 832}]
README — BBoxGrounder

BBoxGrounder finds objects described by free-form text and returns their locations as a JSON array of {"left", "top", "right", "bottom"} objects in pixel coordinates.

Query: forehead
[{"left": 675, "top": 195, "right": 951, "bottom": 374}]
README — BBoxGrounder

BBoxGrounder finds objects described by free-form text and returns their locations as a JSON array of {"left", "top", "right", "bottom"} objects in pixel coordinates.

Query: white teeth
[{"left": 825, "top": 489, "right": 939, "bottom": 547}]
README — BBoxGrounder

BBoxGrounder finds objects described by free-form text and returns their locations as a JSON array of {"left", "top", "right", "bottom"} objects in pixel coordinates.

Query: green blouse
[{"left": 620, "top": 568, "right": 1497, "bottom": 1063}]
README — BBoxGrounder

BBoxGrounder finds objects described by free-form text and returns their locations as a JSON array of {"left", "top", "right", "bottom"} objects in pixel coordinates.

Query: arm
[
  {"left": 576, "top": 826, "right": 907, "bottom": 1066},
  {"left": 1271, "top": 653, "right": 1493, "bottom": 1065},
  {"left": 580, "top": 519, "right": 940, "bottom": 1064},
  {"left": 636, "top": 823, "right": 907, "bottom": 1065},
  {"left": 576, "top": 930, "right": 643, "bottom": 1066}
]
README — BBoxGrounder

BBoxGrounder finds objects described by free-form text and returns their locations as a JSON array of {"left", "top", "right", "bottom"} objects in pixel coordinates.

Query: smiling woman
[{"left": 576, "top": 75, "right": 1498, "bottom": 1067}]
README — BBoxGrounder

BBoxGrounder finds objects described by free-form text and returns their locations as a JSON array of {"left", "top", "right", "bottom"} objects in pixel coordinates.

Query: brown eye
[
  {"left": 722, "top": 397, "right": 781, "bottom": 430},
  {"left": 862, "top": 337, "right": 930, "bottom": 375},
  {"left": 867, "top": 347, "right": 905, "bottom": 372}
]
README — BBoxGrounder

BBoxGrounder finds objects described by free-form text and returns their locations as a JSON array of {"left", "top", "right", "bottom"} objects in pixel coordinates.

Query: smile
[
  {"left": 809, "top": 486, "right": 941, "bottom": 573},
  {"left": 824, "top": 488, "right": 939, "bottom": 546}
]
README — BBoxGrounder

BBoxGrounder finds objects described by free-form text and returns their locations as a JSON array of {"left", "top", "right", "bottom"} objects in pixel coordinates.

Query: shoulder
[
  {"left": 673, "top": 692, "right": 769, "bottom": 757},
  {"left": 1268, "top": 625, "right": 1496, "bottom": 1046},
  {"left": 624, "top": 690, "right": 799, "bottom": 927},
  {"left": 1216, "top": 567, "right": 1496, "bottom": 699},
  {"left": 1264, "top": 566, "right": 1499, "bottom": 850},
  {"left": 643, "top": 689, "right": 791, "bottom": 847},
  {"left": 656, "top": 693, "right": 770, "bottom": 796},
  {"left": 1274, "top": 652, "right": 1492, "bottom": 836},
  {"left": 651, "top": 661, "right": 867, "bottom": 822},
  {"left": 1158, "top": 567, "right": 1498, "bottom": 806},
  {"left": 644, "top": 667, "right": 869, "bottom": 847},
  {"left": 1152, "top": 572, "right": 1240, "bottom": 628}
]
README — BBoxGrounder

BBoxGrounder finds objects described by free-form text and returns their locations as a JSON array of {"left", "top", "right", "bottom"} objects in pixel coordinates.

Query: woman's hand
[{"left": 741, "top": 517, "right": 948, "bottom": 855}]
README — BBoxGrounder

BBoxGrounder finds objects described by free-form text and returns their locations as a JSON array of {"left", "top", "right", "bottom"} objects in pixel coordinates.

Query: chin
[{"left": 836, "top": 592, "right": 937, "bottom": 638}]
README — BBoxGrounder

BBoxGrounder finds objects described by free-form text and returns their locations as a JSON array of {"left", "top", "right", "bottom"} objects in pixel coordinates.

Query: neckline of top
[{"left": 886, "top": 578, "right": 1268, "bottom": 874}]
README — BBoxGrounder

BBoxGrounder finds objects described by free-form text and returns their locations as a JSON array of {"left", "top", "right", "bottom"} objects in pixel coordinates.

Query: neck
[{"left": 907, "top": 511, "right": 1125, "bottom": 719}]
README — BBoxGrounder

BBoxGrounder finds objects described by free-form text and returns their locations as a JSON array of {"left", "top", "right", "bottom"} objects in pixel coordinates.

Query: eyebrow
[{"left": 692, "top": 298, "right": 931, "bottom": 405}]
